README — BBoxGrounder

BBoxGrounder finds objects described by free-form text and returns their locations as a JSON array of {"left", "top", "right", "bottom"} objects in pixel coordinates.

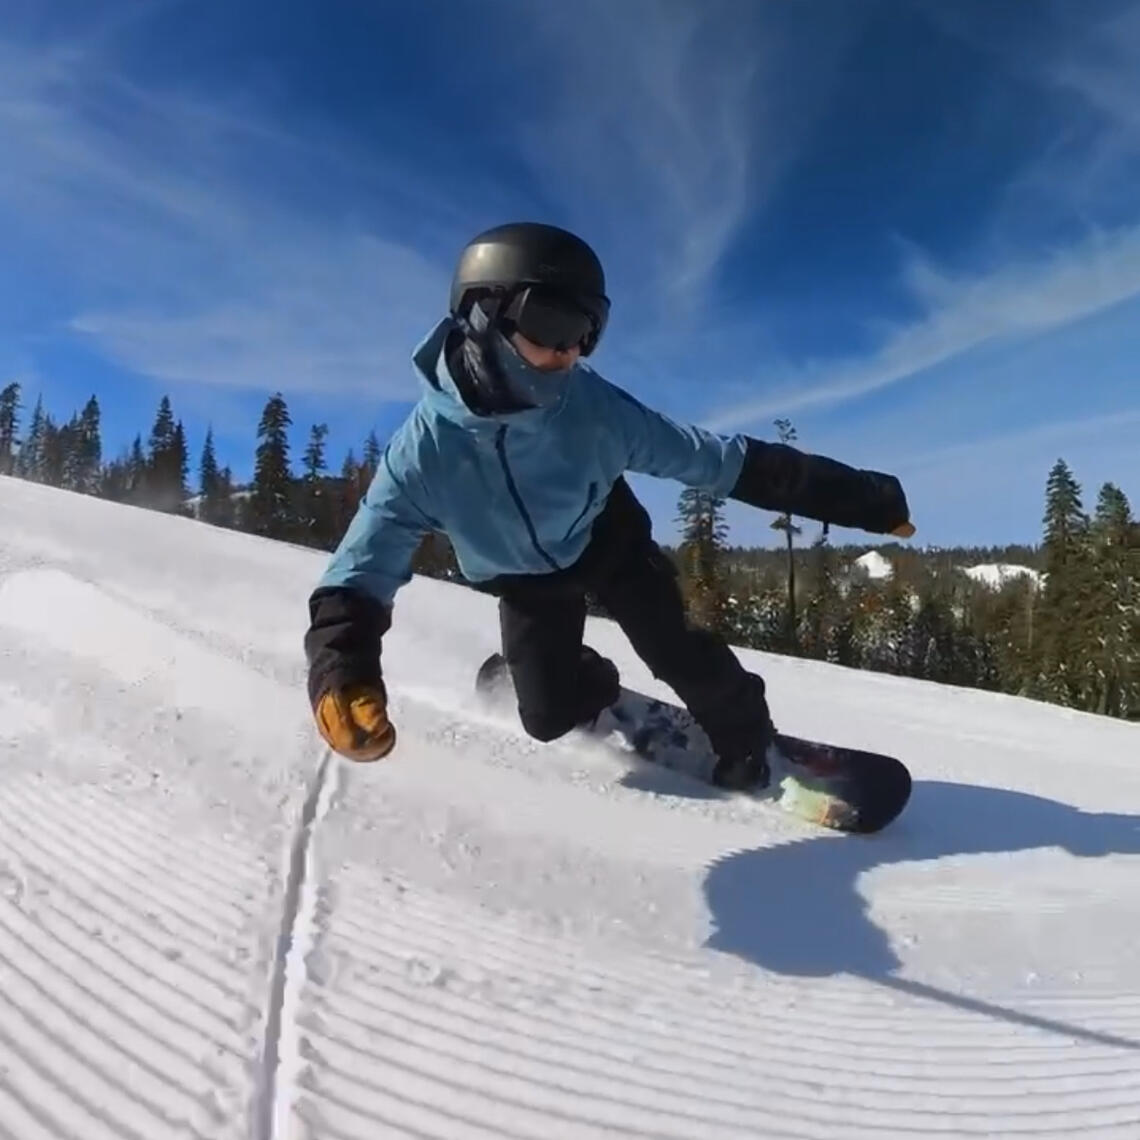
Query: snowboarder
[{"left": 304, "top": 222, "right": 914, "bottom": 789}]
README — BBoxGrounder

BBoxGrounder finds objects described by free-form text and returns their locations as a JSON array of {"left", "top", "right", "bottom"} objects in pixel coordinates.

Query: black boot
[
  {"left": 710, "top": 744, "right": 772, "bottom": 791},
  {"left": 700, "top": 674, "right": 776, "bottom": 791},
  {"left": 574, "top": 645, "right": 621, "bottom": 727}
]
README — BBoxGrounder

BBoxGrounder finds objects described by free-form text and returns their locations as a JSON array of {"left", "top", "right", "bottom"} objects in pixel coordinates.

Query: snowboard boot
[
  {"left": 704, "top": 697, "right": 777, "bottom": 792},
  {"left": 574, "top": 645, "right": 621, "bottom": 728}
]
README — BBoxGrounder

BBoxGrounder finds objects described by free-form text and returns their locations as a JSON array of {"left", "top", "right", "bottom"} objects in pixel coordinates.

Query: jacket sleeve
[
  {"left": 304, "top": 442, "right": 435, "bottom": 704},
  {"left": 728, "top": 439, "right": 910, "bottom": 534},
  {"left": 596, "top": 377, "right": 748, "bottom": 495}
]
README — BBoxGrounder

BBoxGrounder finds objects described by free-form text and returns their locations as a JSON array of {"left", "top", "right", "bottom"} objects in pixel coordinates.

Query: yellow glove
[
  {"left": 891, "top": 521, "right": 916, "bottom": 538},
  {"left": 314, "top": 684, "right": 396, "bottom": 762}
]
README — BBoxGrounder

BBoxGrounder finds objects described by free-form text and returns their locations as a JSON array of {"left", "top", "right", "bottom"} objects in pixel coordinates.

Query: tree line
[
  {"left": 675, "top": 434, "right": 1139, "bottom": 722},
  {"left": 2, "top": 382, "right": 1135, "bottom": 719},
  {"left": 0, "top": 382, "right": 457, "bottom": 576}
]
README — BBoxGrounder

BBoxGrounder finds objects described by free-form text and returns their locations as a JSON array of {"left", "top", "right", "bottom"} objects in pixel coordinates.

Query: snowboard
[{"left": 475, "top": 652, "right": 911, "bottom": 835}]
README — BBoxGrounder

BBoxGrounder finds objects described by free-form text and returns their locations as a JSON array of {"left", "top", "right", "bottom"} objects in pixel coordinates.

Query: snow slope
[
  {"left": 961, "top": 563, "right": 1043, "bottom": 590},
  {"left": 853, "top": 550, "right": 893, "bottom": 580},
  {"left": 2, "top": 473, "right": 1139, "bottom": 1139}
]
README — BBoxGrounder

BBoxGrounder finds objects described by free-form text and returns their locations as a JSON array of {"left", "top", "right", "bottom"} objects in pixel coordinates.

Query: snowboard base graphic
[{"left": 475, "top": 653, "right": 912, "bottom": 834}]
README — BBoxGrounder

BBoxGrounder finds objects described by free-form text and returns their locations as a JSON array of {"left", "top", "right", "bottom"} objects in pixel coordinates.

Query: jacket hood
[{"left": 410, "top": 317, "right": 574, "bottom": 435}]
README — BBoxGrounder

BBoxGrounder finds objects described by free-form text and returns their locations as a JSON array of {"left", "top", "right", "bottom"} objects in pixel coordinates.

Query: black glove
[
  {"left": 729, "top": 439, "right": 914, "bottom": 535},
  {"left": 304, "top": 586, "right": 398, "bottom": 760}
]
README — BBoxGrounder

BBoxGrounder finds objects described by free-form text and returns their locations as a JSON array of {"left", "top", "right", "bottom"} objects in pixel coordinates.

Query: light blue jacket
[{"left": 316, "top": 318, "right": 749, "bottom": 608}]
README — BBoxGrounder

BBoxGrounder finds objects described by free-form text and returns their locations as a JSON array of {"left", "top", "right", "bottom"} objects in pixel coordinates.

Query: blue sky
[{"left": 2, "top": 0, "right": 1139, "bottom": 549}]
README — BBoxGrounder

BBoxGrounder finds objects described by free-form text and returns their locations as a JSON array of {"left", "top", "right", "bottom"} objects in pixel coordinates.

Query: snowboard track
[{"left": 252, "top": 748, "right": 336, "bottom": 1140}]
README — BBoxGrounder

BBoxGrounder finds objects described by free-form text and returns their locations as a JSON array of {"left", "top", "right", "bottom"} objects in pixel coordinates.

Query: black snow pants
[{"left": 480, "top": 478, "right": 774, "bottom": 764}]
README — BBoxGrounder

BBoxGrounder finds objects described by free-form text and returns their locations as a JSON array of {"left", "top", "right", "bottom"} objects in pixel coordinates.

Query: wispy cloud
[
  {"left": 694, "top": 2, "right": 1140, "bottom": 434},
  {"left": 511, "top": 1, "right": 850, "bottom": 324},
  {"left": 702, "top": 220, "right": 1140, "bottom": 431},
  {"left": 0, "top": 29, "right": 452, "bottom": 398},
  {"left": 1046, "top": 3, "right": 1140, "bottom": 133},
  {"left": 893, "top": 406, "right": 1140, "bottom": 475}
]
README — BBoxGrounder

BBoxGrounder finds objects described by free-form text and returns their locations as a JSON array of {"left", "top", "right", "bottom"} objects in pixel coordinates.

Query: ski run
[{"left": 1, "top": 473, "right": 1139, "bottom": 1139}]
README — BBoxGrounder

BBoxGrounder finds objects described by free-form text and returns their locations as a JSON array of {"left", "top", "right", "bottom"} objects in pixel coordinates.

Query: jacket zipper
[
  {"left": 495, "top": 426, "right": 560, "bottom": 571},
  {"left": 563, "top": 481, "right": 598, "bottom": 540}
]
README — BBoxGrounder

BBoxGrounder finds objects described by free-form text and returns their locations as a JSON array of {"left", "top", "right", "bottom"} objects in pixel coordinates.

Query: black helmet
[{"left": 449, "top": 222, "right": 610, "bottom": 356}]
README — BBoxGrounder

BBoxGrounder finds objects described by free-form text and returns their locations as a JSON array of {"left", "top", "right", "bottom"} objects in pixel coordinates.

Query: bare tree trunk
[{"left": 785, "top": 516, "right": 797, "bottom": 652}]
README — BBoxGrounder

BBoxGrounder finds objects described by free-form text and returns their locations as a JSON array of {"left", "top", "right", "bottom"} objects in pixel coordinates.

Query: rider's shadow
[{"left": 703, "top": 780, "right": 1140, "bottom": 979}]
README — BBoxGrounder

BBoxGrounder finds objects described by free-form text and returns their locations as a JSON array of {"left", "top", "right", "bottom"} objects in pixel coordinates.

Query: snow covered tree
[
  {"left": 249, "top": 392, "right": 294, "bottom": 540},
  {"left": 0, "top": 382, "right": 19, "bottom": 476}
]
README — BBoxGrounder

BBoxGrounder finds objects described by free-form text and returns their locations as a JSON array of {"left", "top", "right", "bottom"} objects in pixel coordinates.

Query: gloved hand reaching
[{"left": 314, "top": 683, "right": 396, "bottom": 762}]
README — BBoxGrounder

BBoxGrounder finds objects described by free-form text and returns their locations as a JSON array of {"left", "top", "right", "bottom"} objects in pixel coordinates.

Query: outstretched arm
[
  {"left": 728, "top": 439, "right": 912, "bottom": 535},
  {"left": 305, "top": 446, "right": 434, "bottom": 707},
  {"left": 594, "top": 375, "right": 912, "bottom": 535}
]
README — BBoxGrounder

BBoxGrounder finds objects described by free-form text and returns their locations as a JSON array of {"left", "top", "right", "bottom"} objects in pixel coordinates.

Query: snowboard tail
[{"left": 476, "top": 653, "right": 911, "bottom": 835}]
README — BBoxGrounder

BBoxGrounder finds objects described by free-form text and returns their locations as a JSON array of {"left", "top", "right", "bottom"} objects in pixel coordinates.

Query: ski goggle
[{"left": 503, "top": 286, "right": 610, "bottom": 356}]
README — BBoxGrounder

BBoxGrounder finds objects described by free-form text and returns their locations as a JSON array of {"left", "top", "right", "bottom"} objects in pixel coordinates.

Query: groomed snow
[{"left": 2, "top": 473, "right": 1139, "bottom": 1139}]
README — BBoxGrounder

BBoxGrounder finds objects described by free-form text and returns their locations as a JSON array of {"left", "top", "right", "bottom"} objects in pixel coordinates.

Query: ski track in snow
[{"left": 1, "top": 475, "right": 1140, "bottom": 1138}]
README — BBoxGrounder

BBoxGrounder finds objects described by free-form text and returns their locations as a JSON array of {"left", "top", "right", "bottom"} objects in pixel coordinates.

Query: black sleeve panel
[
  {"left": 303, "top": 586, "right": 392, "bottom": 707},
  {"left": 729, "top": 439, "right": 910, "bottom": 534}
]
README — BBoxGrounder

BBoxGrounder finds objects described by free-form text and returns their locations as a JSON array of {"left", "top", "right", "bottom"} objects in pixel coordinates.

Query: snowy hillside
[
  {"left": 961, "top": 563, "right": 1043, "bottom": 589},
  {"left": 2, "top": 474, "right": 1139, "bottom": 1140},
  {"left": 853, "top": 550, "right": 894, "bottom": 580}
]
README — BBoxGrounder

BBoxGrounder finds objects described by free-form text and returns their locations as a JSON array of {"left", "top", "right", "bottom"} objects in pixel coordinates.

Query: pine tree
[
  {"left": 299, "top": 423, "right": 331, "bottom": 547},
  {"left": 145, "top": 396, "right": 183, "bottom": 511},
  {"left": 1035, "top": 459, "right": 1090, "bottom": 706},
  {"left": 215, "top": 465, "right": 236, "bottom": 528},
  {"left": 1087, "top": 484, "right": 1139, "bottom": 718},
  {"left": 362, "top": 430, "right": 381, "bottom": 483},
  {"left": 249, "top": 392, "right": 294, "bottom": 539},
  {"left": 0, "top": 382, "right": 19, "bottom": 476},
  {"left": 40, "top": 415, "right": 68, "bottom": 487},
  {"left": 126, "top": 434, "right": 147, "bottom": 504},
  {"left": 18, "top": 396, "right": 46, "bottom": 481},
  {"left": 60, "top": 413, "right": 83, "bottom": 490},
  {"left": 302, "top": 423, "right": 328, "bottom": 482},
  {"left": 70, "top": 396, "right": 102, "bottom": 493},
  {"left": 172, "top": 421, "right": 190, "bottom": 512},
  {"left": 199, "top": 426, "right": 218, "bottom": 499},
  {"left": 99, "top": 451, "right": 132, "bottom": 501},
  {"left": 676, "top": 486, "right": 729, "bottom": 633},
  {"left": 199, "top": 427, "right": 232, "bottom": 526}
]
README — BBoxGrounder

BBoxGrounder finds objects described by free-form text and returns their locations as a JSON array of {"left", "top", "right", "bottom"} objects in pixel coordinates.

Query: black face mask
[{"left": 449, "top": 301, "right": 575, "bottom": 415}]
